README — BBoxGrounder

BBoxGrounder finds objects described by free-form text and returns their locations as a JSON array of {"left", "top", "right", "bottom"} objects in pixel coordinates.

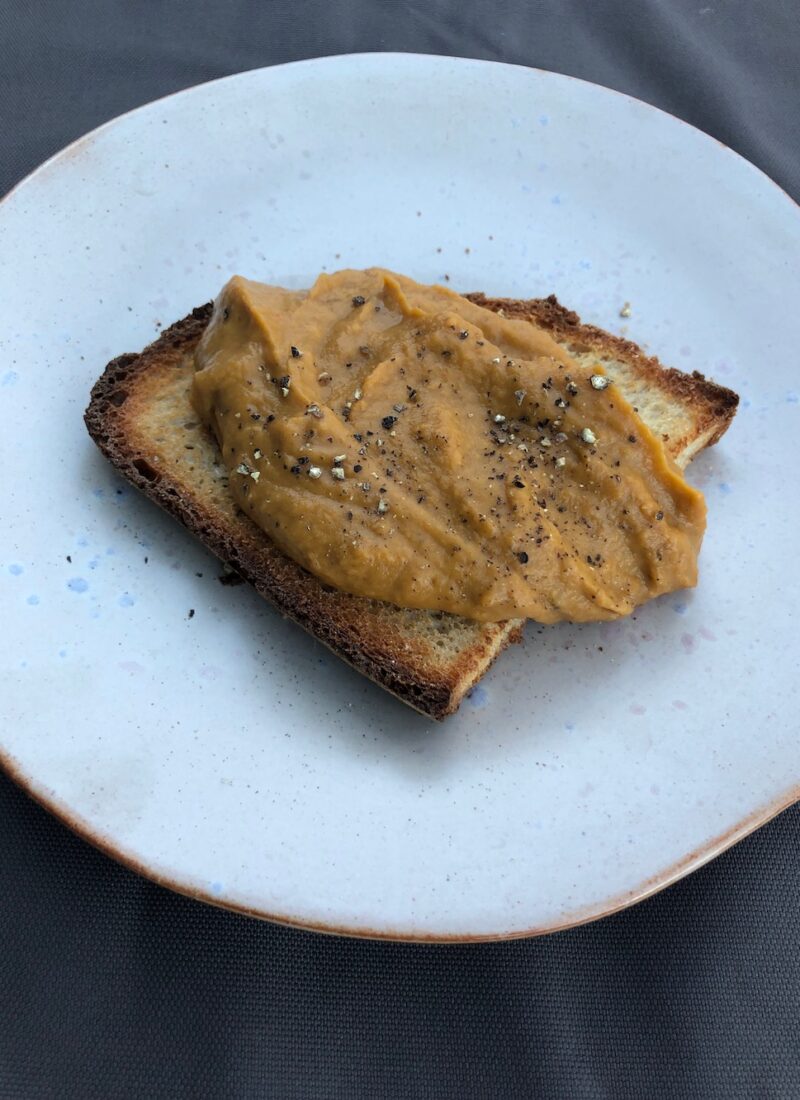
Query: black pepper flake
[
  {"left": 290, "top": 465, "right": 301, "bottom": 475},
  {"left": 458, "top": 330, "right": 469, "bottom": 340},
  {"left": 66, "top": 555, "right": 72, "bottom": 563},
  {"left": 517, "top": 551, "right": 529, "bottom": 564},
  {"left": 512, "top": 476, "right": 525, "bottom": 488},
  {"left": 266, "top": 414, "right": 275, "bottom": 423},
  {"left": 188, "top": 609, "right": 195, "bottom": 619},
  {"left": 290, "top": 346, "right": 301, "bottom": 358},
  {"left": 352, "top": 295, "right": 366, "bottom": 307},
  {"left": 250, "top": 412, "right": 261, "bottom": 421},
  {"left": 407, "top": 386, "right": 417, "bottom": 400},
  {"left": 655, "top": 511, "right": 664, "bottom": 521},
  {"left": 381, "top": 415, "right": 398, "bottom": 430},
  {"left": 353, "top": 463, "right": 363, "bottom": 473},
  {"left": 298, "top": 456, "right": 309, "bottom": 465},
  {"left": 628, "top": 434, "right": 638, "bottom": 444},
  {"left": 218, "top": 571, "right": 244, "bottom": 587},
  {"left": 277, "top": 375, "right": 290, "bottom": 390}
]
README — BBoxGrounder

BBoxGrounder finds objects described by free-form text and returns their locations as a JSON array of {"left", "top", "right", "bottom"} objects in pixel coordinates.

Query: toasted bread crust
[{"left": 85, "top": 293, "right": 737, "bottom": 719}]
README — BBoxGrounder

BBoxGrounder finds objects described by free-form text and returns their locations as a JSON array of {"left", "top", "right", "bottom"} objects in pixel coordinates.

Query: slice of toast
[{"left": 85, "top": 294, "right": 738, "bottom": 718}]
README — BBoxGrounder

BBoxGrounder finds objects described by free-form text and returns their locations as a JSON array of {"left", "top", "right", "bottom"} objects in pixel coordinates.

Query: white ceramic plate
[{"left": 1, "top": 54, "right": 798, "bottom": 941}]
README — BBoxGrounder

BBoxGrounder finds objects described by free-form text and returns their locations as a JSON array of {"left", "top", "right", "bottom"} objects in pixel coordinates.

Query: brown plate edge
[{"left": 1, "top": 744, "right": 797, "bottom": 943}]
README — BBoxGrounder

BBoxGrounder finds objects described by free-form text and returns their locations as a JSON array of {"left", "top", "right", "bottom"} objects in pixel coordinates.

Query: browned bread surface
[{"left": 85, "top": 295, "right": 738, "bottom": 719}]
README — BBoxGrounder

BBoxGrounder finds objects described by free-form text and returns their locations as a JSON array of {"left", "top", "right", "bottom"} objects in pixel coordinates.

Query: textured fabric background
[{"left": 1, "top": 3, "right": 798, "bottom": 1097}]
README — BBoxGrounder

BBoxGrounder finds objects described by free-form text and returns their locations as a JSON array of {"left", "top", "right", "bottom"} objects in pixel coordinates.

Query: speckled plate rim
[
  {"left": 2, "top": 744, "right": 798, "bottom": 941},
  {"left": 2, "top": 53, "right": 799, "bottom": 942}
]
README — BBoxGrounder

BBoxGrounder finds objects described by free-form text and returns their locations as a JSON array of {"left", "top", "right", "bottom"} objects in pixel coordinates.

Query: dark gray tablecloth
[{"left": 1, "top": 3, "right": 798, "bottom": 1097}]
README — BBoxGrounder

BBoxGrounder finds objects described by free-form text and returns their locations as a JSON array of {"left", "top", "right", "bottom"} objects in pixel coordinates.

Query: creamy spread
[{"left": 191, "top": 269, "right": 706, "bottom": 623}]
